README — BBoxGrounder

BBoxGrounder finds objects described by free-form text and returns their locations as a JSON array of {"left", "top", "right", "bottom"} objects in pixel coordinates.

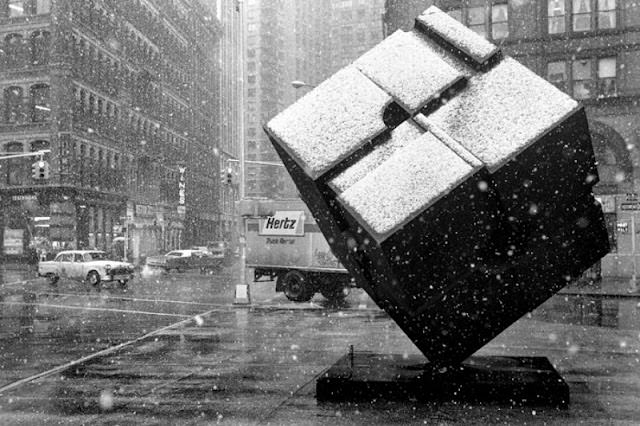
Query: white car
[{"left": 38, "top": 250, "right": 135, "bottom": 287}]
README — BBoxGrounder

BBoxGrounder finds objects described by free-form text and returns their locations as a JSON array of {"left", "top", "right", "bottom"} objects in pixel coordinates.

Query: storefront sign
[
  {"left": 620, "top": 203, "right": 640, "bottom": 211},
  {"left": 11, "top": 194, "right": 37, "bottom": 201},
  {"left": 3, "top": 228, "right": 24, "bottom": 255},
  {"left": 135, "top": 204, "right": 155, "bottom": 217}
]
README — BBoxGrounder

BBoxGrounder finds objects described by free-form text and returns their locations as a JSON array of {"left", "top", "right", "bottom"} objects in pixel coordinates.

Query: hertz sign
[{"left": 258, "top": 211, "right": 305, "bottom": 236}]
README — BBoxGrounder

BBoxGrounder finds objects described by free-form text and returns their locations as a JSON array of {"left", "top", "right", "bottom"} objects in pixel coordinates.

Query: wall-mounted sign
[
  {"left": 11, "top": 194, "right": 37, "bottom": 201},
  {"left": 620, "top": 203, "right": 640, "bottom": 211},
  {"left": 617, "top": 222, "right": 629, "bottom": 233},
  {"left": 178, "top": 166, "right": 186, "bottom": 206},
  {"left": 135, "top": 204, "right": 155, "bottom": 217},
  {"left": 3, "top": 228, "right": 24, "bottom": 255}
]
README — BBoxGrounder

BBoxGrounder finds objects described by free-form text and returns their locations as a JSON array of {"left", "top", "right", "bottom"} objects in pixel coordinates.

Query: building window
[
  {"left": 5, "top": 33, "right": 27, "bottom": 68},
  {"left": 547, "top": 61, "right": 568, "bottom": 92},
  {"left": 548, "top": 0, "right": 566, "bottom": 34},
  {"left": 4, "top": 141, "right": 25, "bottom": 185},
  {"left": 572, "top": 59, "right": 593, "bottom": 99},
  {"left": 573, "top": 0, "right": 592, "bottom": 31},
  {"left": 467, "top": 6, "right": 487, "bottom": 38},
  {"left": 36, "top": 0, "right": 51, "bottom": 14},
  {"left": 597, "top": 57, "right": 617, "bottom": 97},
  {"left": 4, "top": 86, "right": 23, "bottom": 123},
  {"left": 8, "top": 0, "right": 25, "bottom": 17},
  {"left": 30, "top": 84, "right": 50, "bottom": 122},
  {"left": 447, "top": 8, "right": 462, "bottom": 22},
  {"left": 491, "top": 4, "right": 509, "bottom": 39},
  {"left": 450, "top": 4, "right": 508, "bottom": 40},
  {"left": 30, "top": 140, "right": 49, "bottom": 152},
  {"left": 547, "top": 57, "right": 617, "bottom": 99},
  {"left": 598, "top": 0, "right": 616, "bottom": 29},
  {"left": 31, "top": 30, "right": 50, "bottom": 65}
]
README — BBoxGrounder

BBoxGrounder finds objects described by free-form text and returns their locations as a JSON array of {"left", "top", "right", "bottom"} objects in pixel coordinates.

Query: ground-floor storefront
[
  {"left": 0, "top": 187, "right": 126, "bottom": 263},
  {"left": 599, "top": 193, "right": 640, "bottom": 283},
  {"left": 125, "top": 201, "right": 186, "bottom": 264},
  {"left": 0, "top": 187, "right": 223, "bottom": 266}
]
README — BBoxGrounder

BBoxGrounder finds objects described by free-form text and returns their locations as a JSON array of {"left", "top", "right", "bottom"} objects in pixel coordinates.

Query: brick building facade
[
  {"left": 384, "top": 0, "right": 640, "bottom": 281},
  {"left": 0, "top": 0, "right": 222, "bottom": 263}
]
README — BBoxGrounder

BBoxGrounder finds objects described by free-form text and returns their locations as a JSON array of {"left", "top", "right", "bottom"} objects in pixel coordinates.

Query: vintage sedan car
[
  {"left": 146, "top": 249, "right": 222, "bottom": 273},
  {"left": 38, "top": 250, "right": 135, "bottom": 287}
]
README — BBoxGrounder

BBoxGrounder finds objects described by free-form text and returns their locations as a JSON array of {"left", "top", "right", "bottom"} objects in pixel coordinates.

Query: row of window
[
  {"left": 446, "top": 0, "right": 618, "bottom": 40},
  {"left": 547, "top": 56, "right": 617, "bottom": 99},
  {"left": 72, "top": 86, "right": 190, "bottom": 151},
  {"left": 1, "top": 0, "right": 51, "bottom": 17},
  {"left": 70, "top": 32, "right": 191, "bottom": 97},
  {"left": 2, "top": 84, "right": 50, "bottom": 123},
  {"left": 1, "top": 30, "right": 50, "bottom": 67}
]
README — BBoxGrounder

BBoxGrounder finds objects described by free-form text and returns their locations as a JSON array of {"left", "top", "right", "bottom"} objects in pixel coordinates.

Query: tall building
[
  {"left": 293, "top": 0, "right": 331, "bottom": 94},
  {"left": 243, "top": 0, "right": 297, "bottom": 199},
  {"left": 384, "top": 0, "right": 640, "bottom": 281},
  {"left": 327, "top": 0, "right": 386, "bottom": 72},
  {"left": 244, "top": 0, "right": 385, "bottom": 200},
  {"left": 214, "top": 0, "right": 245, "bottom": 243},
  {"left": 0, "top": 0, "right": 223, "bottom": 263}
]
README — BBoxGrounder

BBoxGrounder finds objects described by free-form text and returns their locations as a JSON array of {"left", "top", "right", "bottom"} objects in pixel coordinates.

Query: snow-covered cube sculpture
[{"left": 264, "top": 6, "right": 609, "bottom": 366}]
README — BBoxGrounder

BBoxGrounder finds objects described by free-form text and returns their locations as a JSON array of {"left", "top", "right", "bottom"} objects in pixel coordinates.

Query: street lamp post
[
  {"left": 226, "top": 157, "right": 287, "bottom": 305},
  {"left": 291, "top": 80, "right": 316, "bottom": 89}
]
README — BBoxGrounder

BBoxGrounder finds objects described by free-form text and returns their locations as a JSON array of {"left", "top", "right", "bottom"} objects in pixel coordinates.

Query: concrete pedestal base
[{"left": 316, "top": 352, "right": 569, "bottom": 408}]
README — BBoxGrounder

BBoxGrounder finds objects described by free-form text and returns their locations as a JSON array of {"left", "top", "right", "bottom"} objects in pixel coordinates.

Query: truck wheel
[
  {"left": 87, "top": 271, "right": 100, "bottom": 287},
  {"left": 46, "top": 273, "right": 59, "bottom": 286},
  {"left": 320, "top": 285, "right": 350, "bottom": 301},
  {"left": 282, "top": 271, "right": 314, "bottom": 302}
]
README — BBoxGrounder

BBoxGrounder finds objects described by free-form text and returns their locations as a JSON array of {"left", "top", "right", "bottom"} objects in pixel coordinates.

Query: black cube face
[{"left": 264, "top": 6, "right": 609, "bottom": 365}]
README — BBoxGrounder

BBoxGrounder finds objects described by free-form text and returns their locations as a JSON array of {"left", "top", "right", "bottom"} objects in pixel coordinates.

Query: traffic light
[
  {"left": 32, "top": 160, "right": 49, "bottom": 180},
  {"left": 226, "top": 168, "right": 233, "bottom": 185}
]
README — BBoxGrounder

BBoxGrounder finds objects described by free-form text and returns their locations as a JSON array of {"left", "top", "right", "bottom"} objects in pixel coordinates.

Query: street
[{"left": 0, "top": 264, "right": 639, "bottom": 424}]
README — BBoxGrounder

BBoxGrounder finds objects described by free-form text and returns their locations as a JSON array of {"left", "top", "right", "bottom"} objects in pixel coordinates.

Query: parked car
[
  {"left": 146, "top": 249, "right": 222, "bottom": 273},
  {"left": 207, "top": 241, "right": 228, "bottom": 259},
  {"left": 207, "top": 241, "right": 237, "bottom": 265},
  {"left": 38, "top": 250, "right": 135, "bottom": 287}
]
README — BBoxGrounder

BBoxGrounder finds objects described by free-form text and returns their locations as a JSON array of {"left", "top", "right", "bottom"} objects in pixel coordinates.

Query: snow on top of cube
[
  {"left": 414, "top": 117, "right": 483, "bottom": 168},
  {"left": 265, "top": 66, "right": 392, "bottom": 180},
  {"left": 423, "top": 57, "right": 579, "bottom": 172},
  {"left": 354, "top": 29, "right": 464, "bottom": 113},
  {"left": 416, "top": 6, "right": 498, "bottom": 65},
  {"left": 330, "top": 119, "right": 425, "bottom": 194},
  {"left": 338, "top": 132, "right": 479, "bottom": 243}
]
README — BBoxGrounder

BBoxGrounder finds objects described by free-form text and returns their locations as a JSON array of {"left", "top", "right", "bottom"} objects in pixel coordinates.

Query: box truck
[{"left": 239, "top": 198, "right": 353, "bottom": 302}]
